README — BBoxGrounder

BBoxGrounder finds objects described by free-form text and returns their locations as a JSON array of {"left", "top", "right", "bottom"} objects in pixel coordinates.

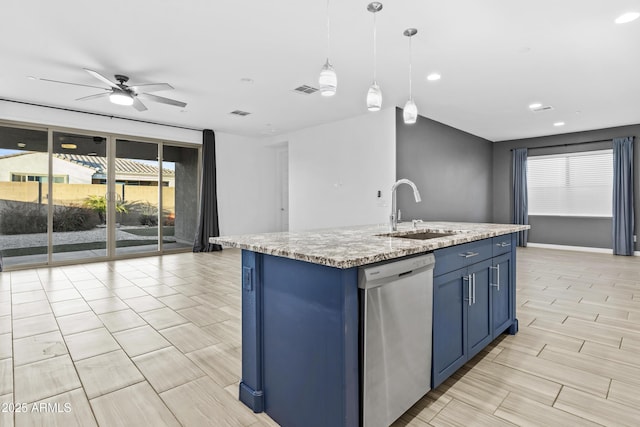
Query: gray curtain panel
[
  {"left": 193, "top": 129, "right": 223, "bottom": 252},
  {"left": 512, "top": 148, "right": 528, "bottom": 247},
  {"left": 612, "top": 136, "right": 635, "bottom": 255}
]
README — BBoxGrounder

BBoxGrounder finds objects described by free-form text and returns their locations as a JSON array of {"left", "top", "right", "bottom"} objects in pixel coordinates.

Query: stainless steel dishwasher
[{"left": 359, "top": 253, "right": 435, "bottom": 427}]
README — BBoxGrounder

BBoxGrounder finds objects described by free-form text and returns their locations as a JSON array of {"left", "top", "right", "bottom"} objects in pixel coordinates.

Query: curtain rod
[
  {"left": 0, "top": 98, "right": 202, "bottom": 132},
  {"left": 510, "top": 138, "right": 612, "bottom": 151}
]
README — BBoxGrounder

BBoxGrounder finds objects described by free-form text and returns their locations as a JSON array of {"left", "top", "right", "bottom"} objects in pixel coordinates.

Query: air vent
[
  {"left": 293, "top": 85, "right": 319, "bottom": 95},
  {"left": 230, "top": 110, "right": 251, "bottom": 116},
  {"left": 531, "top": 105, "right": 554, "bottom": 112}
]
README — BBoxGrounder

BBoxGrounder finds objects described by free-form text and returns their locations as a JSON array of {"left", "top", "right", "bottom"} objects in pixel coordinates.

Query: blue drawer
[
  {"left": 492, "top": 234, "right": 514, "bottom": 256},
  {"left": 434, "top": 238, "right": 493, "bottom": 277}
]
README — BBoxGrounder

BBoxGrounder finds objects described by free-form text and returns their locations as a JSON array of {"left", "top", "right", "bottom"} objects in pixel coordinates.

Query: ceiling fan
[{"left": 39, "top": 68, "right": 187, "bottom": 112}]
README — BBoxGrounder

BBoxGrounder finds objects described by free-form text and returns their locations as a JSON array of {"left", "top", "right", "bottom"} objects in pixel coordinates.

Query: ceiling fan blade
[
  {"left": 76, "top": 92, "right": 110, "bottom": 101},
  {"left": 132, "top": 97, "right": 148, "bottom": 112},
  {"left": 130, "top": 83, "right": 174, "bottom": 93},
  {"left": 138, "top": 93, "right": 187, "bottom": 108},
  {"left": 84, "top": 68, "right": 120, "bottom": 89},
  {"left": 38, "top": 77, "right": 108, "bottom": 91}
]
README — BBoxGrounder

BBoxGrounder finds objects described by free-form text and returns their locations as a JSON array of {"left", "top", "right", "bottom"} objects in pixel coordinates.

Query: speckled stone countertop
[{"left": 209, "top": 222, "right": 530, "bottom": 269}]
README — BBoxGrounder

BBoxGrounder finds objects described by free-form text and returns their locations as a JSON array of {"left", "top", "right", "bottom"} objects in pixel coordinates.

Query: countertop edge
[{"left": 209, "top": 223, "right": 530, "bottom": 269}]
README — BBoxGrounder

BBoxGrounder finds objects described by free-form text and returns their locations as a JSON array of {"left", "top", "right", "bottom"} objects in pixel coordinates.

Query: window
[
  {"left": 527, "top": 149, "right": 613, "bottom": 217},
  {"left": 11, "top": 173, "right": 67, "bottom": 183}
]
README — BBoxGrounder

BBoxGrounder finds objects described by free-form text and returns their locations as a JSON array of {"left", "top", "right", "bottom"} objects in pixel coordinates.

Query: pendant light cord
[
  {"left": 326, "top": 0, "right": 331, "bottom": 60},
  {"left": 408, "top": 35, "right": 413, "bottom": 99},
  {"left": 373, "top": 12, "right": 377, "bottom": 82}
]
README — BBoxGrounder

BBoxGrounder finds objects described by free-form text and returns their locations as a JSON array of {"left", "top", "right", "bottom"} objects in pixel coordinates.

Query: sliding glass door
[
  {"left": 0, "top": 125, "right": 49, "bottom": 268},
  {"left": 51, "top": 131, "right": 109, "bottom": 262},
  {"left": 0, "top": 121, "right": 200, "bottom": 269},
  {"left": 114, "top": 139, "right": 162, "bottom": 256}
]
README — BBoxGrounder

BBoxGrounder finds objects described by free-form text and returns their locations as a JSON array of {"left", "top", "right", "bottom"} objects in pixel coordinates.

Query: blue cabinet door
[
  {"left": 491, "top": 253, "right": 512, "bottom": 338},
  {"left": 432, "top": 268, "right": 467, "bottom": 388},
  {"left": 466, "top": 259, "right": 493, "bottom": 359}
]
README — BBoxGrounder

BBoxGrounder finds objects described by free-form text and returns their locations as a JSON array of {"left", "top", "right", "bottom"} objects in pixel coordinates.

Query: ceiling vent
[
  {"left": 531, "top": 105, "right": 554, "bottom": 112},
  {"left": 230, "top": 110, "right": 251, "bottom": 116},
  {"left": 293, "top": 85, "right": 319, "bottom": 95}
]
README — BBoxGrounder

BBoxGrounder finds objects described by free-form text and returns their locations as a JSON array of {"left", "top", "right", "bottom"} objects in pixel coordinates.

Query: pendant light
[
  {"left": 319, "top": 0, "right": 337, "bottom": 96},
  {"left": 366, "top": 2, "right": 383, "bottom": 111},
  {"left": 403, "top": 28, "right": 418, "bottom": 124}
]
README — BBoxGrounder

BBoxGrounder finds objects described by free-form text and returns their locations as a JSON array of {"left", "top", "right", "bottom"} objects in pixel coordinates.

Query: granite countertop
[{"left": 209, "top": 221, "right": 530, "bottom": 269}]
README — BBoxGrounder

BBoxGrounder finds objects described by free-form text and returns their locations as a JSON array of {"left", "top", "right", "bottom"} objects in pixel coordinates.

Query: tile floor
[{"left": 0, "top": 247, "right": 639, "bottom": 426}]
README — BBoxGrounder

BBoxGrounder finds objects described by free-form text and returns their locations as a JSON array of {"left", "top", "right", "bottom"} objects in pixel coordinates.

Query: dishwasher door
[{"left": 359, "top": 253, "right": 434, "bottom": 427}]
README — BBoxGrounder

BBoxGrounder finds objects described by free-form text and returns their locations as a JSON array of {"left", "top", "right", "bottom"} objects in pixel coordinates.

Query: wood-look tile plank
[
  {"left": 494, "top": 392, "right": 601, "bottom": 427},
  {"left": 12, "top": 312, "right": 58, "bottom": 339},
  {"left": 160, "top": 322, "right": 219, "bottom": 353},
  {"left": 430, "top": 399, "right": 515, "bottom": 427},
  {"left": 13, "top": 355, "right": 81, "bottom": 403},
  {"left": 75, "top": 350, "right": 145, "bottom": 399},
  {"left": 132, "top": 346, "right": 205, "bottom": 393},
  {"left": 13, "top": 331, "right": 68, "bottom": 366},
  {"left": 160, "top": 376, "right": 258, "bottom": 426},
  {"left": 528, "top": 318, "right": 622, "bottom": 348},
  {"left": 57, "top": 311, "right": 103, "bottom": 336},
  {"left": 98, "top": 309, "right": 146, "bottom": 333},
  {"left": 540, "top": 345, "right": 640, "bottom": 387},
  {"left": 64, "top": 328, "right": 120, "bottom": 361},
  {"left": 186, "top": 343, "right": 241, "bottom": 387},
  {"left": 580, "top": 340, "right": 640, "bottom": 368},
  {"left": 113, "top": 325, "right": 171, "bottom": 358},
  {"left": 138, "top": 307, "right": 188, "bottom": 330},
  {"left": 554, "top": 386, "right": 640, "bottom": 427},
  {"left": 0, "top": 359, "right": 12, "bottom": 395},
  {"left": 14, "top": 388, "right": 97, "bottom": 427},
  {"left": 0, "top": 393, "right": 13, "bottom": 427},
  {"left": 50, "top": 298, "right": 91, "bottom": 317},
  {"left": 492, "top": 348, "right": 610, "bottom": 398},
  {"left": 90, "top": 382, "right": 180, "bottom": 427}
]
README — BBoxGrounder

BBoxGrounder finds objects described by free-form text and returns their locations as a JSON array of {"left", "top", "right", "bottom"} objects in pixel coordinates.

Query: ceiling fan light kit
[
  {"left": 109, "top": 90, "right": 134, "bottom": 106},
  {"left": 39, "top": 68, "right": 186, "bottom": 112}
]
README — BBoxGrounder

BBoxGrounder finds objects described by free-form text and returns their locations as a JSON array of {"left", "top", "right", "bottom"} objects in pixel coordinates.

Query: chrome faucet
[{"left": 390, "top": 179, "right": 421, "bottom": 231}]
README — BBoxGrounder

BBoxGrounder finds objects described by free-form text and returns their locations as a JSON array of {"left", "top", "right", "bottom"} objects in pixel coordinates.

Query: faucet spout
[{"left": 390, "top": 179, "right": 422, "bottom": 231}]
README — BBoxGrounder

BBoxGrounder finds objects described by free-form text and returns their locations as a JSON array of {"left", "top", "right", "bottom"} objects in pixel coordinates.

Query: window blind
[{"left": 527, "top": 149, "right": 613, "bottom": 216}]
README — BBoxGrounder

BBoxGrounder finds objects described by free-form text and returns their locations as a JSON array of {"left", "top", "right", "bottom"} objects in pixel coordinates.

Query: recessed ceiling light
[
  {"left": 426, "top": 73, "right": 441, "bottom": 81},
  {"left": 27, "top": 76, "right": 37, "bottom": 81},
  {"left": 615, "top": 12, "right": 640, "bottom": 24},
  {"left": 240, "top": 78, "right": 254, "bottom": 84},
  {"left": 553, "top": 122, "right": 565, "bottom": 127},
  {"left": 528, "top": 103, "right": 542, "bottom": 110}
]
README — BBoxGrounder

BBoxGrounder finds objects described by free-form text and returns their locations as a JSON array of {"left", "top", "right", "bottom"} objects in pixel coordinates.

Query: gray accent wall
[
  {"left": 396, "top": 108, "right": 493, "bottom": 222},
  {"left": 492, "top": 124, "right": 640, "bottom": 251}
]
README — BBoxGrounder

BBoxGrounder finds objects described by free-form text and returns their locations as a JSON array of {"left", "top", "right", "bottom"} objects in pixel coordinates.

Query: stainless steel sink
[{"left": 377, "top": 230, "right": 456, "bottom": 240}]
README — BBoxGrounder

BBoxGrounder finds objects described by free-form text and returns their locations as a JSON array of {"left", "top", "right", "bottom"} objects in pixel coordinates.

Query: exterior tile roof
[{"left": 54, "top": 153, "right": 175, "bottom": 176}]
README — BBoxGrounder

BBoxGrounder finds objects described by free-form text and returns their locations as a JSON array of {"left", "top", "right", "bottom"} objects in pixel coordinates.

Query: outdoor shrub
[
  {"left": 53, "top": 206, "right": 100, "bottom": 232},
  {"left": 138, "top": 214, "right": 158, "bottom": 226},
  {"left": 0, "top": 203, "right": 46, "bottom": 235}
]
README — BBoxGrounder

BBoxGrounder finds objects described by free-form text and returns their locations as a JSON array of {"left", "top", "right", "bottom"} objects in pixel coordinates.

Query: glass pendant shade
[
  {"left": 319, "top": 60, "right": 337, "bottom": 97},
  {"left": 403, "top": 99, "right": 418, "bottom": 124},
  {"left": 367, "top": 82, "right": 382, "bottom": 111},
  {"left": 110, "top": 91, "right": 134, "bottom": 106}
]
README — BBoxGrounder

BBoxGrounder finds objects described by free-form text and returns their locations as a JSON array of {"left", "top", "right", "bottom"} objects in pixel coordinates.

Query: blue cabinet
[{"left": 432, "top": 233, "right": 517, "bottom": 388}]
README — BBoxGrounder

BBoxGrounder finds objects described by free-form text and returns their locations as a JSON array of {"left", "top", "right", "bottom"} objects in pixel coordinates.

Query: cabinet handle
[
  {"left": 497, "top": 242, "right": 511, "bottom": 248},
  {"left": 459, "top": 251, "right": 479, "bottom": 258},
  {"left": 472, "top": 273, "right": 476, "bottom": 304},
  {"left": 489, "top": 265, "right": 500, "bottom": 291},
  {"left": 463, "top": 275, "right": 472, "bottom": 306}
]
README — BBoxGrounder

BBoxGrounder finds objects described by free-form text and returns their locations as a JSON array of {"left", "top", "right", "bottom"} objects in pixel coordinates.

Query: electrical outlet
[{"left": 634, "top": 235, "right": 637, "bottom": 243}]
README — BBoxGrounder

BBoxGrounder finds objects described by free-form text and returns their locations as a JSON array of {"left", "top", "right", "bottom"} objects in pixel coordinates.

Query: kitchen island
[{"left": 210, "top": 221, "right": 529, "bottom": 427}]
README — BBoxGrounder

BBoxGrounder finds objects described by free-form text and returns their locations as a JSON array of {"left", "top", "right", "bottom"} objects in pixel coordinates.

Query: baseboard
[{"left": 526, "top": 242, "right": 640, "bottom": 256}]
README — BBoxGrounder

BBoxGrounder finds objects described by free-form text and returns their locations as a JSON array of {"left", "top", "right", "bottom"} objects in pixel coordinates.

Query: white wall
[
  {"left": 215, "top": 132, "right": 280, "bottom": 235},
  {"left": 0, "top": 100, "right": 201, "bottom": 144},
  {"left": 286, "top": 108, "right": 396, "bottom": 231}
]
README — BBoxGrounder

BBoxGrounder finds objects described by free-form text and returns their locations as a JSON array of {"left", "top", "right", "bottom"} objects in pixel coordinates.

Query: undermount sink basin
[
  {"left": 377, "top": 230, "right": 456, "bottom": 240},
  {"left": 394, "top": 231, "right": 455, "bottom": 240}
]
